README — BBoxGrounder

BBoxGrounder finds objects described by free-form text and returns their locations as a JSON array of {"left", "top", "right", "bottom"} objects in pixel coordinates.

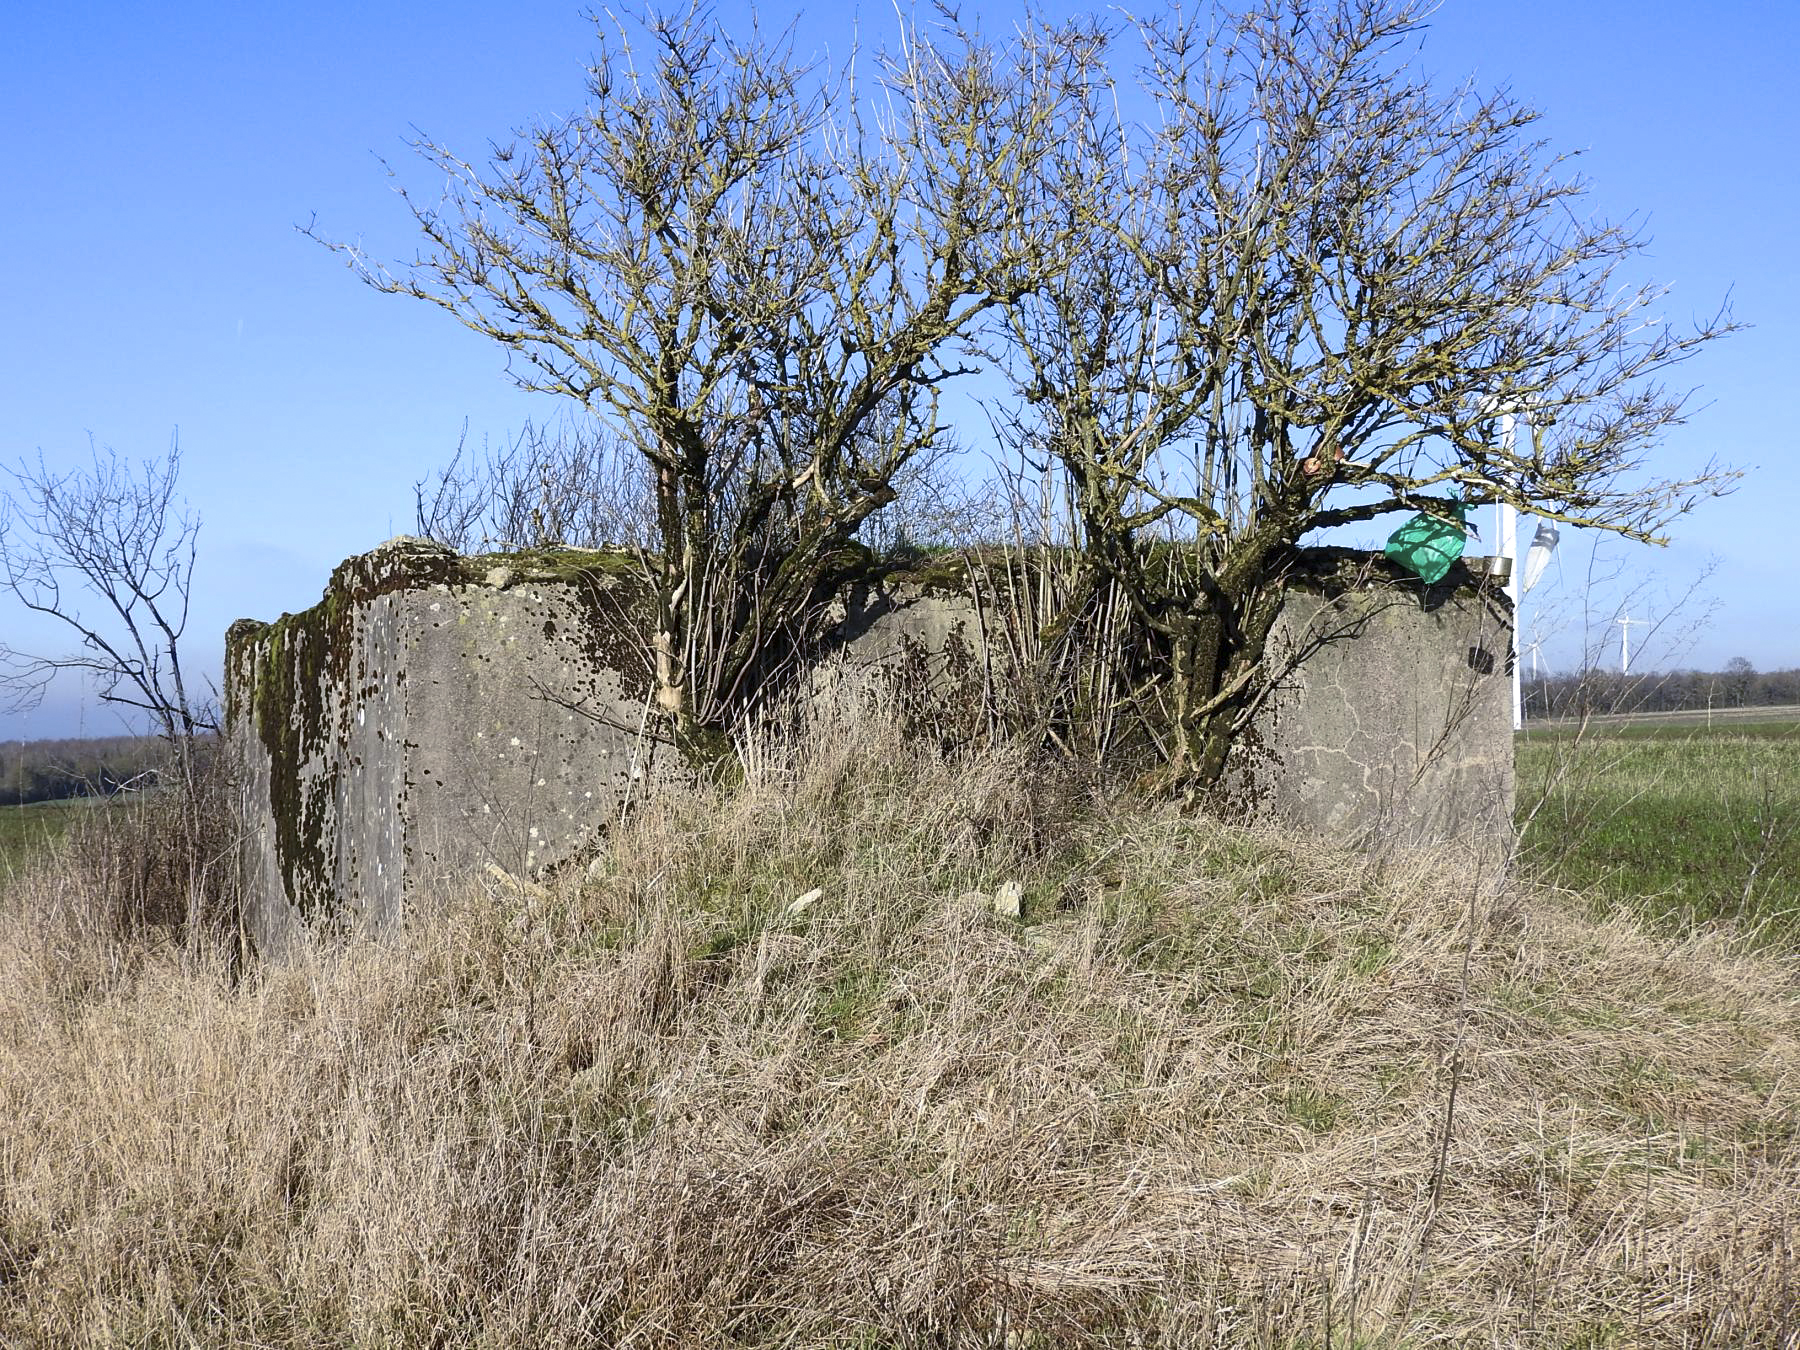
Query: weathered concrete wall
[
  {"left": 1229, "top": 581, "right": 1514, "bottom": 849},
  {"left": 226, "top": 538, "right": 689, "bottom": 953},
  {"left": 228, "top": 539, "right": 1512, "bottom": 950},
  {"left": 818, "top": 559, "right": 1515, "bottom": 850},
  {"left": 811, "top": 576, "right": 995, "bottom": 742}
]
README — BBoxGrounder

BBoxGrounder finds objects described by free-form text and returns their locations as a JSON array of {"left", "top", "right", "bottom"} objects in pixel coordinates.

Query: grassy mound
[{"left": 3, "top": 721, "right": 1797, "bottom": 1346}]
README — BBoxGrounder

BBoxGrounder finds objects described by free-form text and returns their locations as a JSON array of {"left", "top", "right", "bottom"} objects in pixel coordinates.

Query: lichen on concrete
[{"left": 226, "top": 537, "right": 670, "bottom": 951}]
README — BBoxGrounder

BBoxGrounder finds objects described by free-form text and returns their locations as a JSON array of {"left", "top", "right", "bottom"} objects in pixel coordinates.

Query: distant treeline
[
  {"left": 0, "top": 736, "right": 171, "bottom": 806},
  {"left": 1524, "top": 664, "right": 1800, "bottom": 720}
]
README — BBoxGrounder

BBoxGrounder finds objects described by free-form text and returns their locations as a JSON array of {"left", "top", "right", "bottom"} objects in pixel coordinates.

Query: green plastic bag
[{"left": 1384, "top": 499, "right": 1469, "bottom": 584}]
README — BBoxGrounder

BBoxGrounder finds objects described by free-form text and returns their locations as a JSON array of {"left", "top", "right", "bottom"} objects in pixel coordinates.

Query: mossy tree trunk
[{"left": 1060, "top": 465, "right": 1292, "bottom": 798}]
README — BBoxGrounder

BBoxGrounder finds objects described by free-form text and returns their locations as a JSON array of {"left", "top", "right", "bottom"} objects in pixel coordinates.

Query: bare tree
[
  {"left": 997, "top": 0, "right": 1739, "bottom": 794},
  {"left": 1, "top": 440, "right": 241, "bottom": 954},
  {"left": 413, "top": 418, "right": 658, "bottom": 555},
  {"left": 1724, "top": 656, "right": 1756, "bottom": 708},
  {"left": 314, "top": 7, "right": 1095, "bottom": 760},
  {"left": 414, "top": 415, "right": 983, "bottom": 560},
  {"left": 0, "top": 439, "right": 213, "bottom": 784}
]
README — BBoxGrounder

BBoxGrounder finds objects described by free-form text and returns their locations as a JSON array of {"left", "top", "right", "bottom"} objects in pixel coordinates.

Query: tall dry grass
[{"left": 2, "top": 716, "right": 1797, "bottom": 1347}]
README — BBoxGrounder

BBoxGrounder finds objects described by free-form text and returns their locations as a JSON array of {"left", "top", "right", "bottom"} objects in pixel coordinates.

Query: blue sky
[{"left": 2, "top": 1, "right": 1794, "bottom": 739}]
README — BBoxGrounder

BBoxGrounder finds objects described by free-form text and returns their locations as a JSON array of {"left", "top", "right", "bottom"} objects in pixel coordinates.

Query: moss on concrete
[
  {"left": 223, "top": 619, "right": 269, "bottom": 727},
  {"left": 1279, "top": 544, "right": 1503, "bottom": 601},
  {"left": 457, "top": 545, "right": 645, "bottom": 585},
  {"left": 246, "top": 604, "right": 342, "bottom": 920},
  {"left": 232, "top": 541, "right": 451, "bottom": 917},
  {"left": 229, "top": 539, "right": 662, "bottom": 920}
]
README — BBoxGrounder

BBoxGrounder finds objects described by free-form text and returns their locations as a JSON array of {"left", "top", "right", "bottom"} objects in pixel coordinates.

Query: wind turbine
[
  {"left": 1523, "top": 633, "right": 1545, "bottom": 722},
  {"left": 1616, "top": 613, "right": 1645, "bottom": 674}
]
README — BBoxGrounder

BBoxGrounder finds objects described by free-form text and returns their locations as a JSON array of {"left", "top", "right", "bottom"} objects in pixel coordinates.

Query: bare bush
[
  {"left": 3, "top": 740, "right": 241, "bottom": 986},
  {"left": 413, "top": 418, "right": 657, "bottom": 555},
  {"left": 995, "top": 0, "right": 1737, "bottom": 795},
  {"left": 414, "top": 415, "right": 988, "bottom": 562},
  {"left": 317, "top": 8, "right": 1099, "bottom": 760}
]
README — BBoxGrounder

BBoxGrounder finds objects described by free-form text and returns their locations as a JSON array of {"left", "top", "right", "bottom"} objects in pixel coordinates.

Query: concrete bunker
[{"left": 227, "top": 537, "right": 1514, "bottom": 952}]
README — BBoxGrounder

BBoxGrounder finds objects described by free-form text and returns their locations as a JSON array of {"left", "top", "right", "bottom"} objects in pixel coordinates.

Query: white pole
[{"left": 1500, "top": 414, "right": 1522, "bottom": 730}]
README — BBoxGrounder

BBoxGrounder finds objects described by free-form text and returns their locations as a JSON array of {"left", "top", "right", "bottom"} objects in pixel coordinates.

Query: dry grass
[{"left": 2, "top": 717, "right": 1798, "bottom": 1347}]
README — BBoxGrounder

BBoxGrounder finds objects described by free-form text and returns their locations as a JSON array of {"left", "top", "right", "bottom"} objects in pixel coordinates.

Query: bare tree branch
[{"left": 0, "top": 437, "right": 214, "bottom": 755}]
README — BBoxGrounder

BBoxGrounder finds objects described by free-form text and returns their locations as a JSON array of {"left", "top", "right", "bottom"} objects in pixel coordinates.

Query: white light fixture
[
  {"left": 1521, "top": 522, "right": 1559, "bottom": 595},
  {"left": 1492, "top": 414, "right": 1527, "bottom": 730}
]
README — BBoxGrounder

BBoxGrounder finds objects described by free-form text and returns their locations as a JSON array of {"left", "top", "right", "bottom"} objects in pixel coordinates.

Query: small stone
[
  {"left": 993, "top": 879, "right": 1023, "bottom": 919},
  {"left": 485, "top": 566, "right": 514, "bottom": 589},
  {"left": 485, "top": 861, "right": 548, "bottom": 900},
  {"left": 786, "top": 887, "right": 824, "bottom": 917}
]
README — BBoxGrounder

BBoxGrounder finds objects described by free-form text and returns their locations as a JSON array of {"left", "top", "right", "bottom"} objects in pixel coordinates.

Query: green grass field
[
  {"left": 0, "top": 798, "right": 97, "bottom": 874},
  {"left": 1524, "top": 713, "right": 1800, "bottom": 742},
  {"left": 1516, "top": 716, "right": 1800, "bottom": 945}
]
